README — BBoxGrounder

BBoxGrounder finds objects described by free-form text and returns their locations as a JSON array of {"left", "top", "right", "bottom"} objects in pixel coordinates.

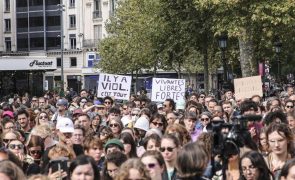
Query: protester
[
  {"left": 102, "top": 151, "right": 127, "bottom": 180},
  {"left": 115, "top": 158, "right": 151, "bottom": 180},
  {"left": 141, "top": 150, "right": 166, "bottom": 180}
]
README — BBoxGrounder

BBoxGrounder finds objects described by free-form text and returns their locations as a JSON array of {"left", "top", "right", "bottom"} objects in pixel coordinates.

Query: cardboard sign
[
  {"left": 151, "top": 78, "right": 185, "bottom": 102},
  {"left": 97, "top": 73, "right": 131, "bottom": 100},
  {"left": 234, "top": 76, "right": 263, "bottom": 99}
]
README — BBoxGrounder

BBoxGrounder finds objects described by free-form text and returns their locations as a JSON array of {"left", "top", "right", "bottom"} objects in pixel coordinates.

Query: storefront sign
[{"left": 0, "top": 57, "right": 56, "bottom": 70}]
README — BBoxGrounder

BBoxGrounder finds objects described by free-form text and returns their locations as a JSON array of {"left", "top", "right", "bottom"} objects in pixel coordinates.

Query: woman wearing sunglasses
[
  {"left": 149, "top": 113, "right": 167, "bottom": 133},
  {"left": 26, "top": 135, "right": 44, "bottom": 165},
  {"left": 1, "top": 130, "right": 20, "bottom": 148},
  {"left": 141, "top": 150, "right": 166, "bottom": 180},
  {"left": 160, "top": 134, "right": 180, "bottom": 180},
  {"left": 109, "top": 119, "right": 123, "bottom": 138},
  {"left": 7, "top": 139, "right": 40, "bottom": 175},
  {"left": 35, "top": 111, "right": 50, "bottom": 126},
  {"left": 200, "top": 112, "right": 213, "bottom": 132}
]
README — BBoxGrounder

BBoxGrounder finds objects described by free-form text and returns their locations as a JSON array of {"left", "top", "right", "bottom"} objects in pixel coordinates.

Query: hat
[
  {"left": 73, "top": 108, "right": 83, "bottom": 115},
  {"left": 134, "top": 116, "right": 149, "bottom": 132},
  {"left": 145, "top": 128, "right": 163, "bottom": 138},
  {"left": 56, "top": 117, "right": 74, "bottom": 133},
  {"left": 94, "top": 100, "right": 102, "bottom": 105},
  {"left": 104, "top": 138, "right": 124, "bottom": 151},
  {"left": 56, "top": 99, "right": 68, "bottom": 106},
  {"left": 2, "top": 111, "right": 14, "bottom": 118}
]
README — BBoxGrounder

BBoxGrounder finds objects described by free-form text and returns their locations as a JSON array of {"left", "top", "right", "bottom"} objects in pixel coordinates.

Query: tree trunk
[
  {"left": 239, "top": 28, "right": 257, "bottom": 77},
  {"left": 203, "top": 49, "right": 209, "bottom": 94}
]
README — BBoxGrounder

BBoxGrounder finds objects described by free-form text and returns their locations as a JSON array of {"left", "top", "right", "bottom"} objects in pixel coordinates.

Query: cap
[
  {"left": 104, "top": 138, "right": 124, "bottom": 151},
  {"left": 73, "top": 108, "right": 83, "bottom": 115},
  {"left": 56, "top": 99, "right": 68, "bottom": 106},
  {"left": 134, "top": 116, "right": 149, "bottom": 132},
  {"left": 2, "top": 111, "right": 14, "bottom": 118},
  {"left": 56, "top": 117, "right": 74, "bottom": 133}
]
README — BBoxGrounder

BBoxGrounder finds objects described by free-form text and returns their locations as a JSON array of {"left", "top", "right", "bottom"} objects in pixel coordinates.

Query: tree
[{"left": 195, "top": 0, "right": 295, "bottom": 78}]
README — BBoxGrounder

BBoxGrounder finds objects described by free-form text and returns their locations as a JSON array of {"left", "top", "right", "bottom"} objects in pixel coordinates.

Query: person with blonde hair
[{"left": 115, "top": 158, "right": 151, "bottom": 180}]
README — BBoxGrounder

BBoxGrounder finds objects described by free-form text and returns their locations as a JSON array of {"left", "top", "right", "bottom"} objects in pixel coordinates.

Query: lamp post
[
  {"left": 218, "top": 34, "right": 228, "bottom": 83},
  {"left": 274, "top": 39, "right": 282, "bottom": 81},
  {"left": 57, "top": 3, "right": 65, "bottom": 96}
]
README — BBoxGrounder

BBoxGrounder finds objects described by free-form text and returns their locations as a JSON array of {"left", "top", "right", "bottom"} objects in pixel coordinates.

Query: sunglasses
[
  {"left": 104, "top": 101, "right": 111, "bottom": 104},
  {"left": 3, "top": 139, "right": 15, "bottom": 144},
  {"left": 123, "top": 107, "right": 128, "bottom": 110},
  {"left": 81, "top": 101, "right": 87, "bottom": 103},
  {"left": 152, "top": 122, "right": 163, "bottom": 127},
  {"left": 286, "top": 105, "right": 294, "bottom": 108},
  {"left": 201, "top": 118, "right": 210, "bottom": 122},
  {"left": 145, "top": 163, "right": 157, "bottom": 169},
  {"left": 110, "top": 124, "right": 119, "bottom": 128},
  {"left": 39, "top": 116, "right": 48, "bottom": 119},
  {"left": 8, "top": 144, "right": 24, "bottom": 150},
  {"left": 159, "top": 146, "right": 175, "bottom": 152},
  {"left": 30, "top": 150, "right": 42, "bottom": 155},
  {"left": 131, "top": 113, "right": 138, "bottom": 116}
]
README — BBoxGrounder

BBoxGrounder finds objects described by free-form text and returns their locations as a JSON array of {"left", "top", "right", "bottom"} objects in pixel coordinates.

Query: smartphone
[{"left": 48, "top": 158, "right": 69, "bottom": 175}]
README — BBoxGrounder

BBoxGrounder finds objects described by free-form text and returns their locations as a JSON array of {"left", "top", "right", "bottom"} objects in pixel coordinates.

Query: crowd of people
[{"left": 0, "top": 86, "right": 295, "bottom": 180}]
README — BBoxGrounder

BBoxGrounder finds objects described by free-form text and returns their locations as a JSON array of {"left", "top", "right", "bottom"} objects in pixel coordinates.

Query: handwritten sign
[
  {"left": 151, "top": 78, "right": 185, "bottom": 102},
  {"left": 97, "top": 73, "right": 131, "bottom": 100},
  {"left": 234, "top": 76, "right": 263, "bottom": 99}
]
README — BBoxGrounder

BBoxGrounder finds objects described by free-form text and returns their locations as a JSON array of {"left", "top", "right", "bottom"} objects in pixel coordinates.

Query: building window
[
  {"left": 93, "top": 0, "right": 101, "bottom": 18},
  {"left": 57, "top": 58, "right": 61, "bottom": 67},
  {"left": 69, "top": 15, "right": 76, "bottom": 28},
  {"left": 70, "top": 34, "right": 76, "bottom": 49},
  {"left": 5, "top": 37, "right": 11, "bottom": 51},
  {"left": 4, "top": 19, "right": 11, "bottom": 32},
  {"left": 87, "top": 53, "right": 100, "bottom": 67},
  {"left": 70, "top": 57, "right": 77, "bottom": 67},
  {"left": 94, "top": 25, "right": 102, "bottom": 40},
  {"left": 69, "top": 0, "right": 75, "bottom": 7},
  {"left": 5, "top": 0, "right": 10, "bottom": 12}
]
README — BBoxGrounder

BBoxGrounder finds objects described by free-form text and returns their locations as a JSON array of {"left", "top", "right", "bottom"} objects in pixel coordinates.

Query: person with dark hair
[
  {"left": 263, "top": 110, "right": 288, "bottom": 125},
  {"left": 176, "top": 143, "right": 208, "bottom": 180},
  {"left": 69, "top": 155, "right": 100, "bottom": 180},
  {"left": 239, "top": 151, "right": 272, "bottom": 180},
  {"left": 104, "top": 96, "right": 114, "bottom": 112},
  {"left": 143, "top": 134, "right": 161, "bottom": 151},
  {"left": 76, "top": 113, "right": 94, "bottom": 137},
  {"left": 98, "top": 126, "right": 113, "bottom": 144},
  {"left": 102, "top": 151, "right": 127, "bottom": 180},
  {"left": 141, "top": 150, "right": 166, "bottom": 180},
  {"left": 280, "top": 158, "right": 295, "bottom": 180},
  {"left": 284, "top": 99, "right": 294, "bottom": 113},
  {"left": 119, "top": 132, "right": 137, "bottom": 158},
  {"left": 163, "top": 99, "right": 175, "bottom": 114},
  {"left": 160, "top": 134, "right": 180, "bottom": 180},
  {"left": 182, "top": 111, "right": 201, "bottom": 142},
  {"left": 150, "top": 113, "right": 167, "bottom": 133},
  {"left": 80, "top": 89, "right": 89, "bottom": 98},
  {"left": 17, "top": 109, "right": 31, "bottom": 137}
]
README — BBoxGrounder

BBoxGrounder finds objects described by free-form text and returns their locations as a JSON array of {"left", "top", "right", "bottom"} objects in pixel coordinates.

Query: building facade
[{"left": 0, "top": 0, "right": 116, "bottom": 96}]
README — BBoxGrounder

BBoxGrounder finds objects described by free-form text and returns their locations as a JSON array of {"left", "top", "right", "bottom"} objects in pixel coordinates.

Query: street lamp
[
  {"left": 218, "top": 34, "right": 228, "bottom": 83},
  {"left": 57, "top": 3, "right": 65, "bottom": 96},
  {"left": 274, "top": 39, "right": 282, "bottom": 80}
]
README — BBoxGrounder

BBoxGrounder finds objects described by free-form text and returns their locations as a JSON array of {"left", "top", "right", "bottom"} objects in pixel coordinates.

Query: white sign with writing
[
  {"left": 234, "top": 75, "right": 263, "bottom": 99},
  {"left": 97, "top": 73, "right": 132, "bottom": 100},
  {"left": 151, "top": 78, "right": 186, "bottom": 102},
  {"left": 0, "top": 57, "right": 56, "bottom": 70}
]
